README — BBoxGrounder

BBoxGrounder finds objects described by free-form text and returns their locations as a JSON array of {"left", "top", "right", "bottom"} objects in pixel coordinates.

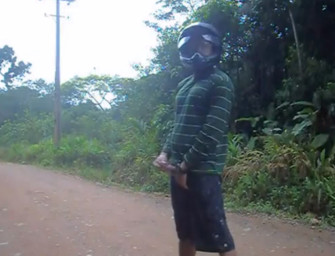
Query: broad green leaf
[
  {"left": 276, "top": 102, "right": 290, "bottom": 110},
  {"left": 291, "top": 101, "right": 315, "bottom": 108},
  {"left": 262, "top": 127, "right": 273, "bottom": 136},
  {"left": 235, "top": 116, "right": 260, "bottom": 127},
  {"left": 292, "top": 120, "right": 312, "bottom": 136},
  {"left": 247, "top": 136, "right": 257, "bottom": 150},
  {"left": 311, "top": 134, "right": 329, "bottom": 149}
]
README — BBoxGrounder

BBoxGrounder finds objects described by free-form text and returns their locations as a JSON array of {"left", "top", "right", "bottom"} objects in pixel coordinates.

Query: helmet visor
[
  {"left": 178, "top": 36, "right": 191, "bottom": 49},
  {"left": 202, "top": 34, "right": 220, "bottom": 47},
  {"left": 179, "top": 35, "right": 217, "bottom": 58}
]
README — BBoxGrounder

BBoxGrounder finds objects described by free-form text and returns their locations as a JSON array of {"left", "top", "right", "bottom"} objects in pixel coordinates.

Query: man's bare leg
[
  {"left": 179, "top": 240, "right": 236, "bottom": 256},
  {"left": 219, "top": 249, "right": 237, "bottom": 256},
  {"left": 179, "top": 240, "right": 196, "bottom": 256}
]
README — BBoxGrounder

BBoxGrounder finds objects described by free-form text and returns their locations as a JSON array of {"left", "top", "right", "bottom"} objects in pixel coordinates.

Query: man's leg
[
  {"left": 219, "top": 249, "right": 237, "bottom": 256},
  {"left": 179, "top": 241, "right": 236, "bottom": 256},
  {"left": 171, "top": 177, "right": 196, "bottom": 256},
  {"left": 179, "top": 239, "right": 196, "bottom": 256},
  {"left": 189, "top": 174, "right": 236, "bottom": 255}
]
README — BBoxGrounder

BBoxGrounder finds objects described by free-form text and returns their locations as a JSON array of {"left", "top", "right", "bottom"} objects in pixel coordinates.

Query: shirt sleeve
[
  {"left": 162, "top": 131, "right": 172, "bottom": 156},
  {"left": 161, "top": 78, "right": 189, "bottom": 157},
  {"left": 183, "top": 79, "right": 234, "bottom": 168}
]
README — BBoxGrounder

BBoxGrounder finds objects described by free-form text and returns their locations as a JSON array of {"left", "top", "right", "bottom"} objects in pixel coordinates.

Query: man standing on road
[{"left": 153, "top": 22, "right": 237, "bottom": 256}]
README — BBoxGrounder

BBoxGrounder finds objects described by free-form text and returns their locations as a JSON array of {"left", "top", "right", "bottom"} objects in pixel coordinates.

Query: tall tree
[
  {"left": 0, "top": 45, "right": 31, "bottom": 90},
  {"left": 62, "top": 75, "right": 131, "bottom": 110}
]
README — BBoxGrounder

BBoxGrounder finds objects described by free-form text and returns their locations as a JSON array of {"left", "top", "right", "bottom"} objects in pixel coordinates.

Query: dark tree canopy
[{"left": 0, "top": 45, "right": 31, "bottom": 90}]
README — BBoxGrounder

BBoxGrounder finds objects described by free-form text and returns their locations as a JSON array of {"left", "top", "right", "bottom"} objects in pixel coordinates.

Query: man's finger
[
  {"left": 153, "top": 158, "right": 166, "bottom": 167},
  {"left": 153, "top": 160, "right": 163, "bottom": 168},
  {"left": 153, "top": 161, "right": 173, "bottom": 175}
]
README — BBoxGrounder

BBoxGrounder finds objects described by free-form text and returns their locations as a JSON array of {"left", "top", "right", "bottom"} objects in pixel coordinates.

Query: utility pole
[
  {"left": 54, "top": 0, "right": 61, "bottom": 147},
  {"left": 41, "top": 0, "right": 75, "bottom": 147}
]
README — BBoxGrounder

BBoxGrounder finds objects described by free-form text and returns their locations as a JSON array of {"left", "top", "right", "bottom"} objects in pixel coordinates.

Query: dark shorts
[{"left": 170, "top": 173, "right": 235, "bottom": 253}]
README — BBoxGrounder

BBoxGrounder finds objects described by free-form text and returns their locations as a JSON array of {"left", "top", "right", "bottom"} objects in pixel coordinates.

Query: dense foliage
[{"left": 0, "top": 0, "right": 334, "bottom": 224}]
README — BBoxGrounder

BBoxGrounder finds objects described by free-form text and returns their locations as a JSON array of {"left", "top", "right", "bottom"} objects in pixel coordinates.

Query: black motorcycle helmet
[{"left": 178, "top": 22, "right": 222, "bottom": 70}]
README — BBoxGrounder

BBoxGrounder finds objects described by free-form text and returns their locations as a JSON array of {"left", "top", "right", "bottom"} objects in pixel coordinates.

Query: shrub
[
  {"left": 0, "top": 112, "right": 52, "bottom": 146},
  {"left": 224, "top": 134, "right": 335, "bottom": 223}
]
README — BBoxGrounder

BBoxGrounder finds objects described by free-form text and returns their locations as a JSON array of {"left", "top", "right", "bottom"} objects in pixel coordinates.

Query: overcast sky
[{"left": 0, "top": 0, "right": 159, "bottom": 83}]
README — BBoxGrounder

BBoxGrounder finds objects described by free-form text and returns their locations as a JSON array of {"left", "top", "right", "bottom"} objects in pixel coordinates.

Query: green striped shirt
[{"left": 163, "top": 67, "right": 234, "bottom": 174}]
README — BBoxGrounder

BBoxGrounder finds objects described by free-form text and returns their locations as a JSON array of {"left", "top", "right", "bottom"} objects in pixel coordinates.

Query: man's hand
[
  {"left": 153, "top": 154, "right": 188, "bottom": 189},
  {"left": 153, "top": 152, "right": 170, "bottom": 173},
  {"left": 153, "top": 155, "right": 180, "bottom": 177}
]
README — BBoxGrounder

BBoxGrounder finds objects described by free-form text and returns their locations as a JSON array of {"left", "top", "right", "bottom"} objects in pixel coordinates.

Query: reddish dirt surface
[{"left": 0, "top": 162, "right": 334, "bottom": 256}]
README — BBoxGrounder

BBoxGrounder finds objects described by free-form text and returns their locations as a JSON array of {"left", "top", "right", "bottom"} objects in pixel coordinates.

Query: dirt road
[{"left": 0, "top": 162, "right": 334, "bottom": 256}]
